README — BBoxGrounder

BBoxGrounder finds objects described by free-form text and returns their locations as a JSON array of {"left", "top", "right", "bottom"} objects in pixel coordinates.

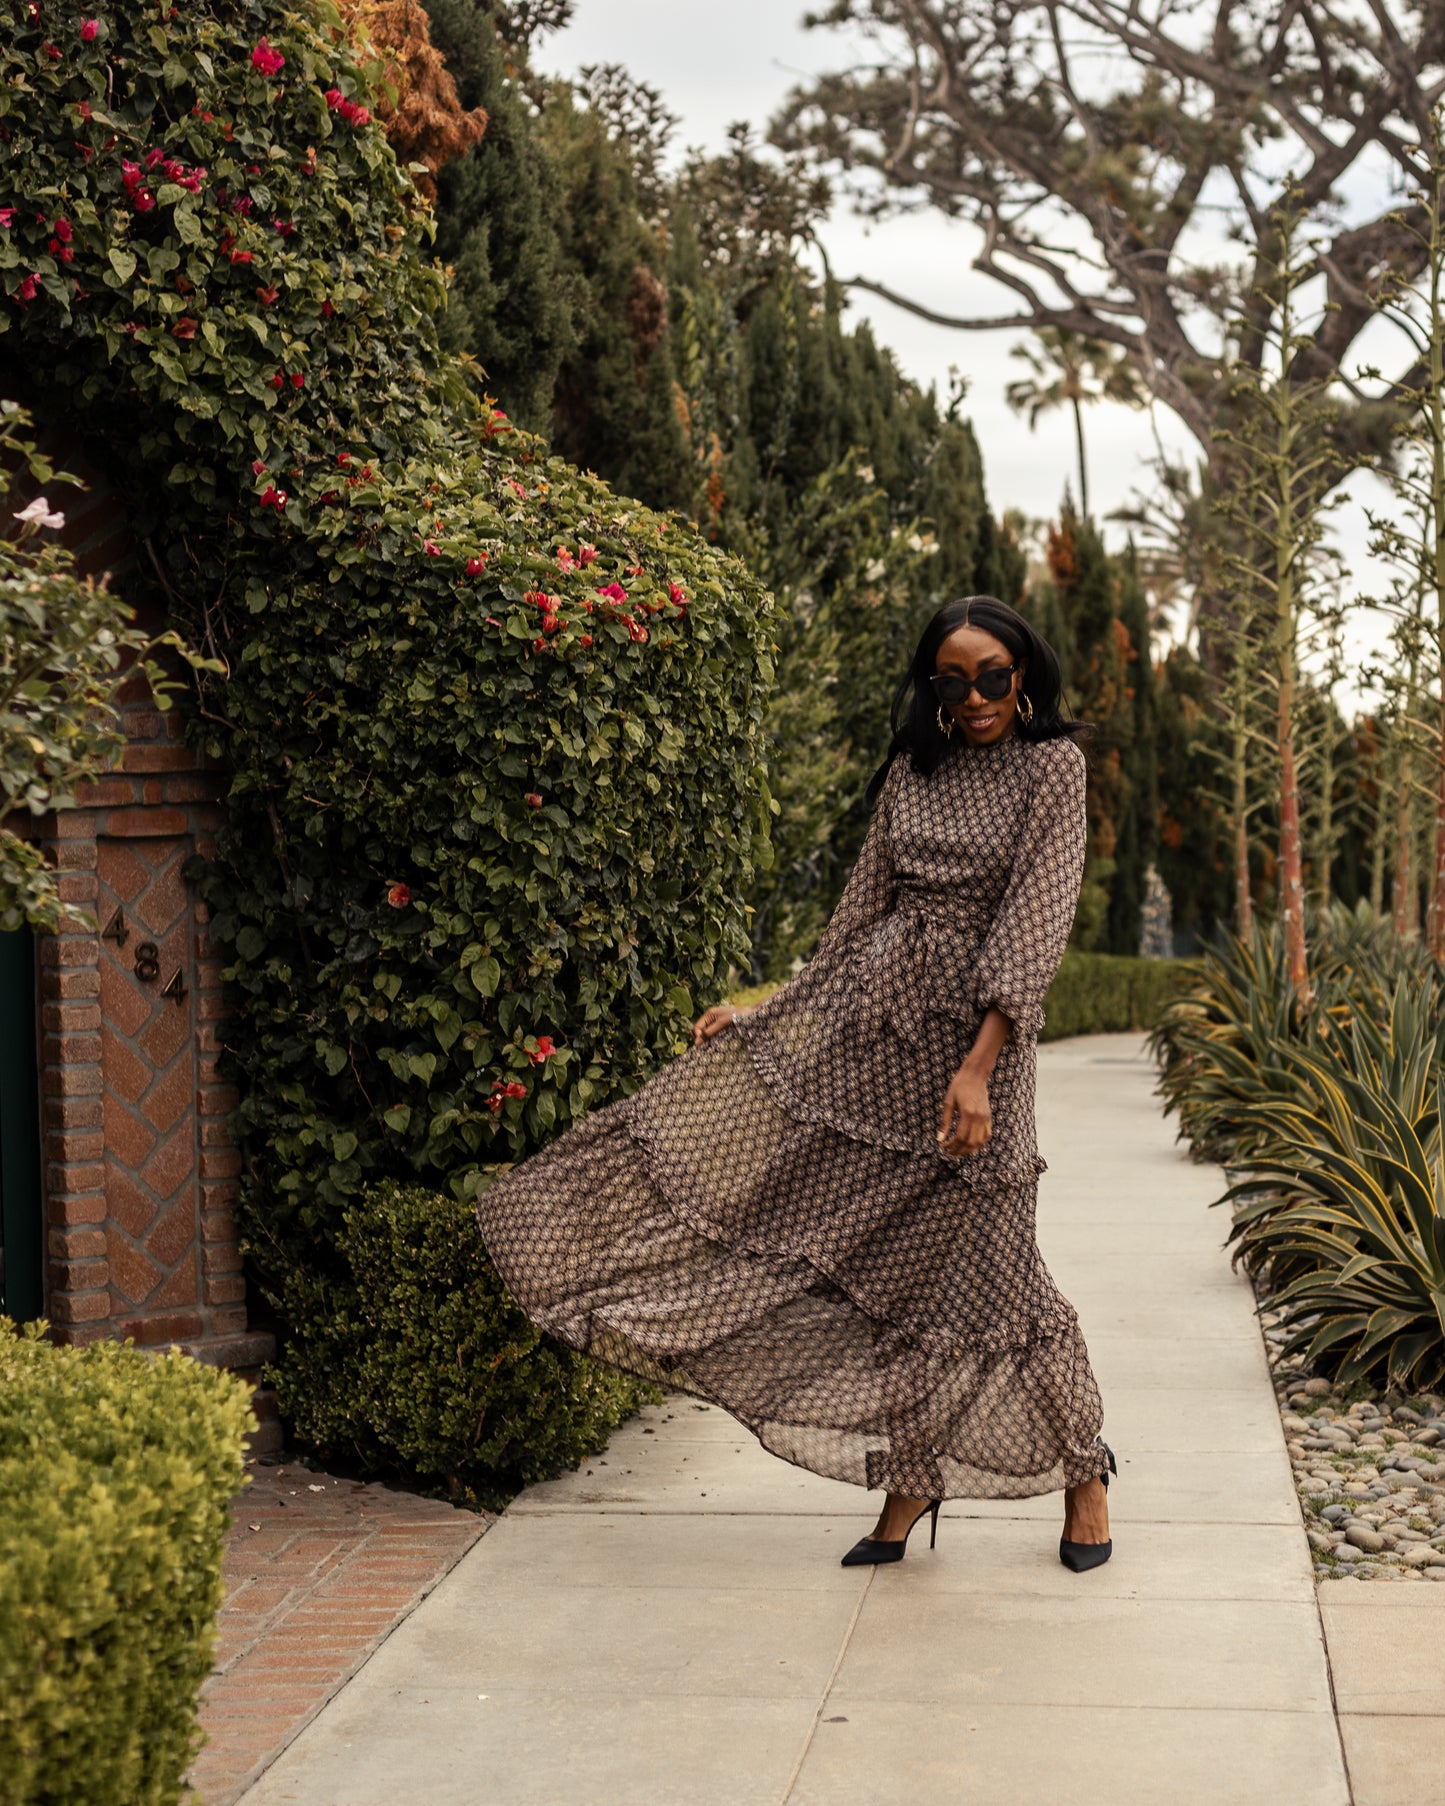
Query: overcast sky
[{"left": 542, "top": 1, "right": 1397, "bottom": 686}]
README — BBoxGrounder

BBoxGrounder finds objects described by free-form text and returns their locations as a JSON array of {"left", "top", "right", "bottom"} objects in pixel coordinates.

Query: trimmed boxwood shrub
[
  {"left": 1039, "top": 951, "right": 1187, "bottom": 1042},
  {"left": 276, "top": 1181, "right": 656, "bottom": 1509},
  {"left": 0, "top": 1320, "right": 252, "bottom": 1806},
  {"left": 0, "top": 0, "right": 773, "bottom": 1395}
]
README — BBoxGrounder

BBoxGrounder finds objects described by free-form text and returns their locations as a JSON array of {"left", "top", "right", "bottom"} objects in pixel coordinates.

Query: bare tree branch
[{"left": 774, "top": 0, "right": 1445, "bottom": 470}]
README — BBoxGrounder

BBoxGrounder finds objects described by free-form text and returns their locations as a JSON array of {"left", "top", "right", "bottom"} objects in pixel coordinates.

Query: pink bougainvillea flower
[
  {"left": 267, "top": 371, "right": 285, "bottom": 390},
  {"left": 43, "top": 41, "right": 60, "bottom": 60},
  {"left": 52, "top": 217, "right": 72, "bottom": 242},
  {"left": 532, "top": 636, "right": 547, "bottom": 652},
  {"left": 528, "top": 1035, "right": 556, "bottom": 1063},
  {"left": 289, "top": 371, "right": 304, "bottom": 389},
  {"left": 0, "top": 211, "right": 13, "bottom": 229},
  {"left": 466, "top": 556, "right": 487, "bottom": 576},
  {"left": 595, "top": 582, "right": 628, "bottom": 605},
  {"left": 525, "top": 793, "right": 543, "bottom": 809},
  {"left": 668, "top": 582, "right": 687, "bottom": 606},
  {"left": 577, "top": 542, "right": 598, "bottom": 566},
  {"left": 320, "top": 297, "right": 335, "bottom": 318},
  {"left": 255, "top": 284, "right": 279, "bottom": 306},
  {"left": 540, "top": 612, "right": 560, "bottom": 635},
  {"left": 133, "top": 188, "right": 156, "bottom": 212},
  {"left": 485, "top": 615, "right": 501, "bottom": 627},
  {"left": 251, "top": 38, "right": 285, "bottom": 76},
  {"left": 228, "top": 248, "right": 252, "bottom": 264},
  {"left": 12, "top": 273, "right": 40, "bottom": 305},
  {"left": 506, "top": 1080, "right": 527, "bottom": 1099},
  {"left": 259, "top": 486, "right": 287, "bottom": 511},
  {"left": 251, "top": 458, "right": 267, "bottom": 476},
  {"left": 120, "top": 320, "right": 141, "bottom": 335},
  {"left": 627, "top": 563, "right": 645, "bottom": 577},
  {"left": 386, "top": 882, "right": 410, "bottom": 908},
  {"left": 120, "top": 159, "right": 142, "bottom": 191},
  {"left": 274, "top": 218, "right": 295, "bottom": 237},
  {"left": 25, "top": 1, "right": 38, "bottom": 18},
  {"left": 422, "top": 539, "right": 440, "bottom": 557},
  {"left": 171, "top": 315, "right": 197, "bottom": 340},
  {"left": 484, "top": 409, "right": 510, "bottom": 439},
  {"left": 48, "top": 238, "right": 73, "bottom": 262},
  {"left": 324, "top": 87, "right": 370, "bottom": 126},
  {"left": 508, "top": 479, "right": 526, "bottom": 499},
  {"left": 555, "top": 547, "right": 575, "bottom": 572},
  {"left": 80, "top": 17, "right": 100, "bottom": 37},
  {"left": 627, "top": 620, "right": 649, "bottom": 643},
  {"left": 580, "top": 632, "right": 593, "bottom": 648},
  {"left": 337, "top": 451, "right": 352, "bottom": 466}
]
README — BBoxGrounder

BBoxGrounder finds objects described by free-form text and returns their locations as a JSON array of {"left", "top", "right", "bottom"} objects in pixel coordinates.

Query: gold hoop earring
[
  {"left": 1017, "top": 691, "right": 1034, "bottom": 726},
  {"left": 936, "top": 704, "right": 954, "bottom": 739}
]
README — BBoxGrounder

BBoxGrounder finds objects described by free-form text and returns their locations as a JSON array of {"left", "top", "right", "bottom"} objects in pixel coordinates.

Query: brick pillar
[{"left": 36, "top": 677, "right": 272, "bottom": 1377}]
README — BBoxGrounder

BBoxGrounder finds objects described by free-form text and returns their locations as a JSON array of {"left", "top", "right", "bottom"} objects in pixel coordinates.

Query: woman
[{"left": 475, "top": 595, "right": 1116, "bottom": 1572}]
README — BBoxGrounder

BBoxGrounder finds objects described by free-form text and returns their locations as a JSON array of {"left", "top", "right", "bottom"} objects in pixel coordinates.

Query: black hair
[{"left": 864, "top": 595, "right": 1090, "bottom": 807}]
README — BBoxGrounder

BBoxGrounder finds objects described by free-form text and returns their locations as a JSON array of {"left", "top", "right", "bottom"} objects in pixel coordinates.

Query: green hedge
[
  {"left": 733, "top": 952, "right": 1184, "bottom": 1039},
  {"left": 275, "top": 1182, "right": 655, "bottom": 1510},
  {"left": 0, "top": 1321, "right": 251, "bottom": 1806},
  {"left": 1039, "top": 952, "right": 1187, "bottom": 1041}
]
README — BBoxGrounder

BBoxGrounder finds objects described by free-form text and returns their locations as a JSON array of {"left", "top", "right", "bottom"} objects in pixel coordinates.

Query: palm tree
[{"left": 1005, "top": 329, "right": 1145, "bottom": 517}]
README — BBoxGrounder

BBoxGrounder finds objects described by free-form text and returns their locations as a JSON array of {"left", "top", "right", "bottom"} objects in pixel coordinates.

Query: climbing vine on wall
[{"left": 0, "top": 0, "right": 774, "bottom": 1293}]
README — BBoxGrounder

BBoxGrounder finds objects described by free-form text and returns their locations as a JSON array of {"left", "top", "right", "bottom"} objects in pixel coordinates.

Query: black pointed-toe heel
[
  {"left": 840, "top": 1498, "right": 943, "bottom": 1567},
  {"left": 1059, "top": 1441, "right": 1117, "bottom": 1573}
]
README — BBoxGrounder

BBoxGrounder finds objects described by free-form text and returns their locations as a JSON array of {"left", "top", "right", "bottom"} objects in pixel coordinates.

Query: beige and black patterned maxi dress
[{"left": 475, "top": 729, "right": 1111, "bottom": 1500}]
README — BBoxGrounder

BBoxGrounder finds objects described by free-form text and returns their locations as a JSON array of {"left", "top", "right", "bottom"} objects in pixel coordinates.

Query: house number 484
[{"left": 101, "top": 908, "right": 188, "bottom": 1007}]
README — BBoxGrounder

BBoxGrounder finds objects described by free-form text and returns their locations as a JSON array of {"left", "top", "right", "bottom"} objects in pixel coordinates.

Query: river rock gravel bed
[{"left": 1261, "top": 1304, "right": 1445, "bottom": 1583}]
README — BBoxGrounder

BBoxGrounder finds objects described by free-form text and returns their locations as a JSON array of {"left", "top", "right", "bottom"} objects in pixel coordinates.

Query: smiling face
[{"left": 934, "top": 623, "right": 1025, "bottom": 747}]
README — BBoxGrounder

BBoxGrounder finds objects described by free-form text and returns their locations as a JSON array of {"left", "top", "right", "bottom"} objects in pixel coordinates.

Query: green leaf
[{"left": 107, "top": 248, "right": 137, "bottom": 283}]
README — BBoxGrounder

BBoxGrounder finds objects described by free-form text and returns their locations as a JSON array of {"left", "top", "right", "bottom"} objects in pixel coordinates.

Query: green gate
[{"left": 0, "top": 929, "right": 44, "bottom": 1321}]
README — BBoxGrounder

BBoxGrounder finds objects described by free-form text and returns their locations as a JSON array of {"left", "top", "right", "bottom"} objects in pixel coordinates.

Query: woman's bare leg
[
  {"left": 869, "top": 1491, "right": 934, "bottom": 1540},
  {"left": 1062, "top": 1476, "right": 1110, "bottom": 1542}
]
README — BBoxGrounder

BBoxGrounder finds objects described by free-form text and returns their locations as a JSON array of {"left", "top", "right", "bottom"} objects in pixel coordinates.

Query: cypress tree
[
  {"left": 539, "top": 90, "right": 690, "bottom": 510},
  {"left": 422, "top": 1, "right": 573, "bottom": 430},
  {"left": 1103, "top": 541, "right": 1158, "bottom": 954},
  {"left": 1153, "top": 647, "right": 1232, "bottom": 946}
]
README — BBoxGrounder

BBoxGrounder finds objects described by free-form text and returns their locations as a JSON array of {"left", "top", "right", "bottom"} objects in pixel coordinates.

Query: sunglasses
[{"left": 929, "top": 663, "right": 1019, "bottom": 706}]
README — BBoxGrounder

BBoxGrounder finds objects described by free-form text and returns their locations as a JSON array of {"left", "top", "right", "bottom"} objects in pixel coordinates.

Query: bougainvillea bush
[{"left": 0, "top": 0, "right": 772, "bottom": 1468}]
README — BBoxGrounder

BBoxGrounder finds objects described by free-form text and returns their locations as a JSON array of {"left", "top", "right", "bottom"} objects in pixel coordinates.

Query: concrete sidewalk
[{"left": 239, "top": 1034, "right": 1348, "bottom": 1805}]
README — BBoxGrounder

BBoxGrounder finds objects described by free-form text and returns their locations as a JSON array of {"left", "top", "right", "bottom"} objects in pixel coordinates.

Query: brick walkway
[{"left": 188, "top": 1458, "right": 490, "bottom": 1806}]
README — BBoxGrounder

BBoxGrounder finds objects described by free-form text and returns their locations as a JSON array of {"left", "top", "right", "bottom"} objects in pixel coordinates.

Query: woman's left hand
[
  {"left": 692, "top": 1003, "right": 749, "bottom": 1046},
  {"left": 937, "top": 1064, "right": 992, "bottom": 1157}
]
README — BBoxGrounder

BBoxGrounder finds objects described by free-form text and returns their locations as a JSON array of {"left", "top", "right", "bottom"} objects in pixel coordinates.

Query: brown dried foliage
[{"left": 338, "top": 0, "right": 487, "bottom": 200}]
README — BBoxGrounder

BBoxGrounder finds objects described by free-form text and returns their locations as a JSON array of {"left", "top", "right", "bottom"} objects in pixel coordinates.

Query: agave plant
[
  {"left": 1221, "top": 982, "right": 1445, "bottom": 1390},
  {"left": 1149, "top": 924, "right": 1323, "bottom": 1164},
  {"left": 1150, "top": 906, "right": 1438, "bottom": 1167}
]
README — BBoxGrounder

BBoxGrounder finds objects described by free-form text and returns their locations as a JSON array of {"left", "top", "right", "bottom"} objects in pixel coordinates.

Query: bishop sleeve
[
  {"left": 812, "top": 753, "right": 906, "bottom": 962},
  {"left": 971, "top": 738, "right": 1087, "bottom": 1037}
]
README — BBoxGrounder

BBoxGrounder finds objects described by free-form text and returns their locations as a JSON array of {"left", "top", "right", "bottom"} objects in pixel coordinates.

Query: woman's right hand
[{"left": 692, "top": 1004, "right": 749, "bottom": 1046}]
